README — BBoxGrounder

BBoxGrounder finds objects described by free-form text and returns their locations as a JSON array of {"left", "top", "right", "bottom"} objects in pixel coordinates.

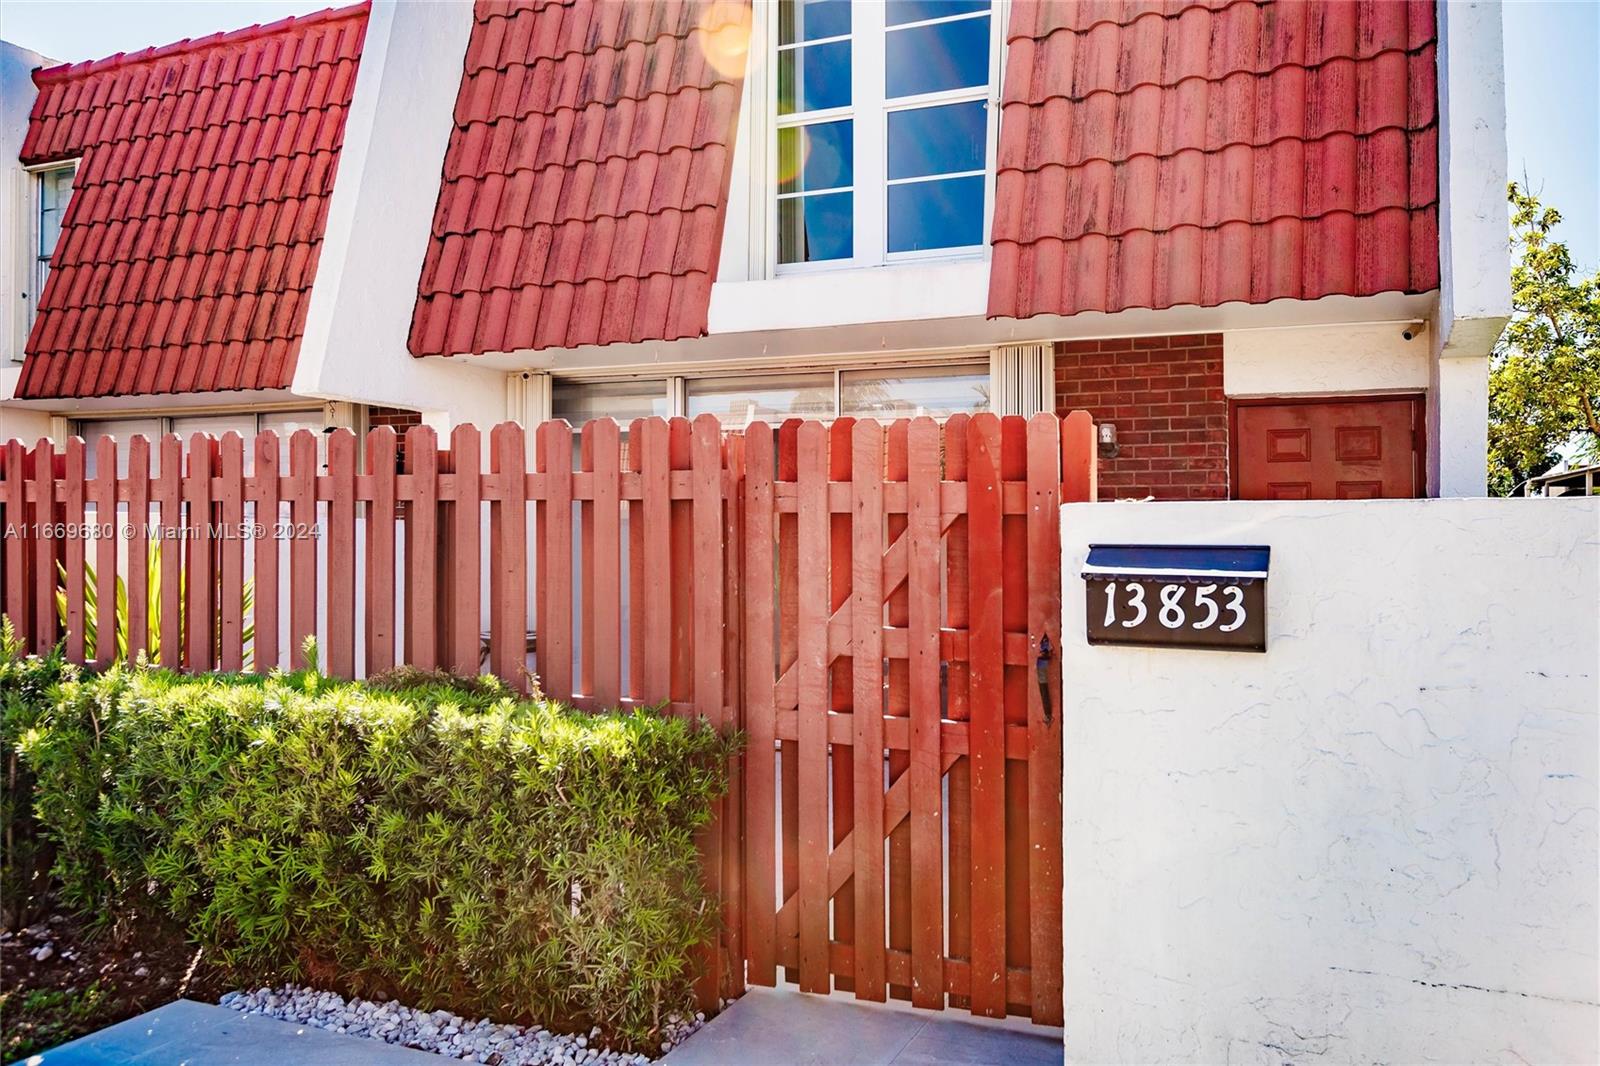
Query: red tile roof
[
  {"left": 408, "top": 0, "right": 750, "bottom": 357},
  {"left": 16, "top": 3, "right": 368, "bottom": 399},
  {"left": 989, "top": 0, "right": 1440, "bottom": 320}
]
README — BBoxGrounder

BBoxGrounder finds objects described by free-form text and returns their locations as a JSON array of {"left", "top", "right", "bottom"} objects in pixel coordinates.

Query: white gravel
[{"left": 220, "top": 985, "right": 706, "bottom": 1065}]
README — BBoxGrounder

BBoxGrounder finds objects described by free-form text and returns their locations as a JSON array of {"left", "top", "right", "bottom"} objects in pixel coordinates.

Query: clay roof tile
[{"left": 16, "top": 2, "right": 369, "bottom": 399}]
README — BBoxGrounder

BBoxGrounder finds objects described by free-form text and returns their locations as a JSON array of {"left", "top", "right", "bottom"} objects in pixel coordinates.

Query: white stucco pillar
[
  {"left": 1431, "top": 0, "right": 1511, "bottom": 497},
  {"left": 1433, "top": 349, "right": 1491, "bottom": 496}
]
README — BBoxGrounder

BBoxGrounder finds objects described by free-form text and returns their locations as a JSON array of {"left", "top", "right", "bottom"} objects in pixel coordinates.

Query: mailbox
[{"left": 1082, "top": 544, "right": 1270, "bottom": 652}]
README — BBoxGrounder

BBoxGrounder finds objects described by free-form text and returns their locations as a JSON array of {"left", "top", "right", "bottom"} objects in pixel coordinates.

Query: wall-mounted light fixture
[{"left": 1098, "top": 421, "right": 1119, "bottom": 459}]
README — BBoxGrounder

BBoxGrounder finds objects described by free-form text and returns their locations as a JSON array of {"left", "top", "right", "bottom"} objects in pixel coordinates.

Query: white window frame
[
  {"left": 27, "top": 160, "right": 77, "bottom": 330},
  {"left": 21, "top": 160, "right": 78, "bottom": 352},
  {"left": 767, "top": 1, "right": 1005, "bottom": 277}
]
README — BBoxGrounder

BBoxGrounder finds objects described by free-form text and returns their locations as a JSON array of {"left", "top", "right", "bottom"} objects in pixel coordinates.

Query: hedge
[
  {"left": 6, "top": 639, "right": 736, "bottom": 1046},
  {"left": 1, "top": 624, "right": 76, "bottom": 930}
]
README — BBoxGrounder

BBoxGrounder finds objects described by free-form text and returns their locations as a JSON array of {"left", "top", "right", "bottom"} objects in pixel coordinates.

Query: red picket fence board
[
  {"left": 366, "top": 428, "right": 398, "bottom": 677},
  {"left": 741, "top": 422, "right": 778, "bottom": 987},
  {"left": 405, "top": 426, "right": 438, "bottom": 672},
  {"left": 690, "top": 414, "right": 725, "bottom": 1007},
  {"left": 251, "top": 432, "right": 280, "bottom": 673},
  {"left": 184, "top": 434, "right": 215, "bottom": 673},
  {"left": 327, "top": 430, "right": 357, "bottom": 678},
  {"left": 795, "top": 420, "right": 830, "bottom": 995},
  {"left": 219, "top": 433, "right": 245, "bottom": 672},
  {"left": 90, "top": 436, "right": 117, "bottom": 670},
  {"left": 943, "top": 413, "right": 973, "bottom": 1012},
  {"left": 827, "top": 418, "right": 856, "bottom": 996},
  {"left": 966, "top": 414, "right": 1007, "bottom": 1018},
  {"left": 63, "top": 439, "right": 85, "bottom": 664},
  {"left": 850, "top": 418, "right": 885, "bottom": 1002},
  {"left": 32, "top": 440, "right": 56, "bottom": 653},
  {"left": 157, "top": 436, "right": 182, "bottom": 668},
  {"left": 1001, "top": 418, "right": 1032, "bottom": 1015},
  {"left": 488, "top": 423, "right": 526, "bottom": 688},
  {"left": 1, "top": 411, "right": 1093, "bottom": 1027},
  {"left": 719, "top": 430, "right": 747, "bottom": 1001},
  {"left": 905, "top": 416, "right": 943, "bottom": 1010},
  {"left": 287, "top": 431, "right": 317, "bottom": 670},
  {"left": 775, "top": 418, "right": 801, "bottom": 988}
]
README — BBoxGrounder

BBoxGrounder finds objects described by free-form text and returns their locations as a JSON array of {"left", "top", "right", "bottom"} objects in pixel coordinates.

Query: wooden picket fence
[{"left": 0, "top": 410, "right": 1095, "bottom": 1026}]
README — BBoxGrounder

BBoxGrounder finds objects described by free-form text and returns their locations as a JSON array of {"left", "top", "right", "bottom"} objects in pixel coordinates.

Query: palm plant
[{"left": 56, "top": 543, "right": 255, "bottom": 669}]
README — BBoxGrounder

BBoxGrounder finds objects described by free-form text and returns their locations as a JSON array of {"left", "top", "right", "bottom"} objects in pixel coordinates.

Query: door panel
[{"left": 1234, "top": 397, "right": 1421, "bottom": 500}]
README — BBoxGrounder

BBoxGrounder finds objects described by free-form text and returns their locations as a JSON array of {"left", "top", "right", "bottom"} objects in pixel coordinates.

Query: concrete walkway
[
  {"left": 29, "top": 999, "right": 440, "bottom": 1065},
  {"left": 661, "top": 987, "right": 1063, "bottom": 1066}
]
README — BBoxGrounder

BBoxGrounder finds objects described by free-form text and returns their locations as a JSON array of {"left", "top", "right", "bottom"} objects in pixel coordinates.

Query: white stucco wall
[
  {"left": 292, "top": 0, "right": 506, "bottom": 427},
  {"left": 1, "top": 39, "right": 51, "bottom": 368},
  {"left": 1, "top": 40, "right": 57, "bottom": 441},
  {"left": 1223, "top": 322, "right": 1431, "bottom": 397},
  {"left": 1061, "top": 498, "right": 1599, "bottom": 1064}
]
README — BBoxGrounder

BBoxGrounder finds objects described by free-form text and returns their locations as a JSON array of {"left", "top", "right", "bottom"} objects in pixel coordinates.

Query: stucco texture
[{"left": 1060, "top": 498, "right": 1599, "bottom": 1064}]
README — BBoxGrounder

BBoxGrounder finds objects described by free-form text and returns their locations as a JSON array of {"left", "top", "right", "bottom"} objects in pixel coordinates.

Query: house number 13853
[{"left": 1101, "top": 582, "right": 1247, "bottom": 632}]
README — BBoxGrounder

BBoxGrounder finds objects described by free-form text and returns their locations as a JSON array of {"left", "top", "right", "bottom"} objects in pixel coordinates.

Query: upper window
[
  {"left": 32, "top": 163, "right": 76, "bottom": 325},
  {"left": 774, "top": 0, "right": 997, "bottom": 270}
]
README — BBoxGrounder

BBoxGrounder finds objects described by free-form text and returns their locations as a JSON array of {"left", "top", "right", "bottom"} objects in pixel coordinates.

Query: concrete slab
[
  {"left": 660, "top": 988, "right": 1063, "bottom": 1066},
  {"left": 28, "top": 999, "right": 442, "bottom": 1066}
]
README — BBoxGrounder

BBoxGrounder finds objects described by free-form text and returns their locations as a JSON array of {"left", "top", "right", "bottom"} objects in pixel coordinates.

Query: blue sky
[{"left": 3, "top": 0, "right": 1597, "bottom": 270}]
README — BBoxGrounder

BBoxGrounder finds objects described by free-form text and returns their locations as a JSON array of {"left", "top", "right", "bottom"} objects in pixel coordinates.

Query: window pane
[
  {"left": 779, "top": 191, "right": 852, "bottom": 264},
  {"left": 39, "top": 210, "right": 62, "bottom": 258},
  {"left": 172, "top": 413, "right": 261, "bottom": 439},
  {"left": 886, "top": 15, "right": 990, "bottom": 98},
  {"left": 552, "top": 380, "right": 669, "bottom": 428},
  {"left": 80, "top": 419, "right": 164, "bottom": 478},
  {"left": 778, "top": 39, "right": 851, "bottom": 115},
  {"left": 686, "top": 372, "right": 835, "bottom": 425},
  {"left": 40, "top": 167, "right": 71, "bottom": 210},
  {"left": 841, "top": 364, "right": 990, "bottom": 418},
  {"left": 778, "top": 120, "right": 853, "bottom": 194},
  {"left": 260, "top": 412, "right": 326, "bottom": 439},
  {"left": 888, "top": 101, "right": 986, "bottom": 180},
  {"left": 260, "top": 412, "right": 329, "bottom": 471},
  {"left": 779, "top": 0, "right": 851, "bottom": 45},
  {"left": 886, "top": 0, "right": 990, "bottom": 26},
  {"left": 888, "top": 175, "right": 984, "bottom": 252}
]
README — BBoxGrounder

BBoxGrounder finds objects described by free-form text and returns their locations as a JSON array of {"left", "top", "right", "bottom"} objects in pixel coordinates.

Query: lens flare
[
  {"left": 774, "top": 127, "right": 812, "bottom": 189},
  {"left": 697, "top": 1, "right": 752, "bottom": 79}
]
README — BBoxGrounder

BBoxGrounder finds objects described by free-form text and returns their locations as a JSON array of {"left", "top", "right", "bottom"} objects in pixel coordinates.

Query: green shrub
[
  {"left": 0, "top": 619, "right": 77, "bottom": 930},
  {"left": 18, "top": 654, "right": 735, "bottom": 1046}
]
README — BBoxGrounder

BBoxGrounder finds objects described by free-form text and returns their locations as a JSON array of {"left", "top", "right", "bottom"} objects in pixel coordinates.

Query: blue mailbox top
[{"left": 1082, "top": 544, "right": 1270, "bottom": 583}]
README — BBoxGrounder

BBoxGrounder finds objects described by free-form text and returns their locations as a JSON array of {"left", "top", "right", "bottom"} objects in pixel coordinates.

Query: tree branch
[{"left": 1580, "top": 393, "right": 1600, "bottom": 440}]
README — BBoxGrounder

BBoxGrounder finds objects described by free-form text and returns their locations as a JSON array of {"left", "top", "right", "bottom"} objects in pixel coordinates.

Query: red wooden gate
[
  {"left": 0, "top": 411, "right": 1094, "bottom": 1026},
  {"left": 741, "top": 412, "right": 1093, "bottom": 1024}
]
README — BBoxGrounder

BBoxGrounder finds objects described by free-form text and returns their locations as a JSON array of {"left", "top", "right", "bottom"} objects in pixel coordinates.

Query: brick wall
[
  {"left": 367, "top": 406, "right": 423, "bottom": 433},
  {"left": 1054, "top": 334, "right": 1228, "bottom": 501},
  {"left": 367, "top": 406, "right": 422, "bottom": 467}
]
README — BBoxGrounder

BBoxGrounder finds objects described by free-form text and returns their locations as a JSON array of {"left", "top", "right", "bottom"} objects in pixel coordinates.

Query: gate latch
[{"left": 1035, "top": 633, "right": 1054, "bottom": 727}]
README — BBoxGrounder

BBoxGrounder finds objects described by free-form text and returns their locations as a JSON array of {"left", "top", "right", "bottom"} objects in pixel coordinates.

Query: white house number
[{"left": 1100, "top": 582, "right": 1248, "bottom": 632}]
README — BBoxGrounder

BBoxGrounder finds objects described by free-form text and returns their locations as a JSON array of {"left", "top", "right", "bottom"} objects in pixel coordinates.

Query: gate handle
[{"left": 1035, "top": 633, "right": 1054, "bottom": 727}]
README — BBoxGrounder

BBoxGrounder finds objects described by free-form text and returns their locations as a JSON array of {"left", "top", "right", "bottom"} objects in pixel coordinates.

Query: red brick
[{"left": 1055, "top": 334, "right": 1228, "bottom": 501}]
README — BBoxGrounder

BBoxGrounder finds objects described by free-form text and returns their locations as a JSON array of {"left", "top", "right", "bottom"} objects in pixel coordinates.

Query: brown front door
[{"left": 1233, "top": 396, "right": 1423, "bottom": 499}]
